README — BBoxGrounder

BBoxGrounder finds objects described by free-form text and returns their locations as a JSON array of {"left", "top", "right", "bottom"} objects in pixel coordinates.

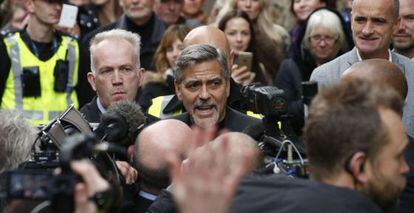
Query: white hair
[
  {"left": 89, "top": 29, "right": 141, "bottom": 74},
  {"left": 0, "top": 110, "right": 36, "bottom": 173},
  {"left": 302, "top": 9, "right": 349, "bottom": 52}
]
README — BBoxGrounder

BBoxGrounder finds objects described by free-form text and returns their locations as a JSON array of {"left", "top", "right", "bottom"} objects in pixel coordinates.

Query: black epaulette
[
  {"left": 55, "top": 30, "right": 79, "bottom": 41},
  {"left": 0, "top": 27, "right": 19, "bottom": 38}
]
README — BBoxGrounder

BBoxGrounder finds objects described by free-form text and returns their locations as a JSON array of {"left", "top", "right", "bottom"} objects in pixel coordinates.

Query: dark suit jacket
[
  {"left": 80, "top": 96, "right": 160, "bottom": 125},
  {"left": 171, "top": 106, "right": 261, "bottom": 132},
  {"left": 121, "top": 192, "right": 155, "bottom": 213},
  {"left": 80, "top": 96, "right": 101, "bottom": 123},
  {"left": 310, "top": 48, "right": 414, "bottom": 138}
]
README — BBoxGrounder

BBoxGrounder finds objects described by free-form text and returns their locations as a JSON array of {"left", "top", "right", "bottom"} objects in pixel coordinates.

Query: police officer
[{"left": 0, "top": 0, "right": 92, "bottom": 125}]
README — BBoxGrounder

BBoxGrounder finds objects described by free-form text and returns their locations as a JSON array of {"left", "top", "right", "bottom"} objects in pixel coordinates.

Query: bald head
[
  {"left": 341, "top": 59, "right": 408, "bottom": 99},
  {"left": 135, "top": 119, "right": 192, "bottom": 170},
  {"left": 183, "top": 25, "right": 231, "bottom": 58}
]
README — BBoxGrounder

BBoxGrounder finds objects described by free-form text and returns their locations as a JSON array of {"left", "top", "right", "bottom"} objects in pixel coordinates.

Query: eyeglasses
[{"left": 309, "top": 34, "right": 338, "bottom": 45}]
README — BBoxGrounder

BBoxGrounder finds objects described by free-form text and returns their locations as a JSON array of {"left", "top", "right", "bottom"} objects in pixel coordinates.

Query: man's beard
[
  {"left": 394, "top": 40, "right": 414, "bottom": 52},
  {"left": 362, "top": 174, "right": 405, "bottom": 212},
  {"left": 191, "top": 99, "right": 220, "bottom": 128}
]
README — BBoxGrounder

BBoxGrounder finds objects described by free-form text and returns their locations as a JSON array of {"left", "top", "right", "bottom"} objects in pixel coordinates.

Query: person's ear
[
  {"left": 175, "top": 80, "right": 182, "bottom": 100},
  {"left": 87, "top": 72, "right": 97, "bottom": 92},
  {"left": 226, "top": 79, "right": 230, "bottom": 98},
  {"left": 347, "top": 151, "right": 369, "bottom": 184},
  {"left": 26, "top": 0, "right": 35, "bottom": 13},
  {"left": 138, "top": 68, "right": 145, "bottom": 83}
]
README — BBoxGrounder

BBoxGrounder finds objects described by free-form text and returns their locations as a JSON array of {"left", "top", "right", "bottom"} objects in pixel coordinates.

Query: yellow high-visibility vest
[
  {"left": 148, "top": 94, "right": 182, "bottom": 119},
  {"left": 1, "top": 32, "right": 80, "bottom": 125}
]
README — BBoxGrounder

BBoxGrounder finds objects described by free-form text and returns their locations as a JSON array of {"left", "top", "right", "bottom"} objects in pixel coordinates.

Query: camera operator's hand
[
  {"left": 71, "top": 160, "right": 110, "bottom": 213},
  {"left": 231, "top": 64, "right": 255, "bottom": 86},
  {"left": 115, "top": 160, "right": 138, "bottom": 184}
]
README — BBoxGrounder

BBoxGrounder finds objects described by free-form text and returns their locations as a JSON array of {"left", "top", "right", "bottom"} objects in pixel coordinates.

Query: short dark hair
[{"left": 304, "top": 79, "right": 403, "bottom": 180}]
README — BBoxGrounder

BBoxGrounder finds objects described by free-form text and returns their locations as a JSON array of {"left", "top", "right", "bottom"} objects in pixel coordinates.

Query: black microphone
[{"left": 95, "top": 101, "right": 146, "bottom": 147}]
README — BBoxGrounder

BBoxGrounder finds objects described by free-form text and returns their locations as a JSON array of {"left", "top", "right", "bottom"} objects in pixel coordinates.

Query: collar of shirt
[
  {"left": 356, "top": 49, "right": 392, "bottom": 62},
  {"left": 391, "top": 48, "right": 414, "bottom": 60},
  {"left": 138, "top": 190, "right": 158, "bottom": 201},
  {"left": 97, "top": 97, "right": 106, "bottom": 114}
]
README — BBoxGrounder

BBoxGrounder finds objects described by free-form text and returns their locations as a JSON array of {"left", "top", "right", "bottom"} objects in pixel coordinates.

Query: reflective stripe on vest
[
  {"left": 246, "top": 111, "right": 264, "bottom": 119},
  {"left": 1, "top": 32, "right": 79, "bottom": 125},
  {"left": 148, "top": 94, "right": 182, "bottom": 119},
  {"left": 66, "top": 38, "right": 77, "bottom": 105},
  {"left": 6, "top": 36, "right": 23, "bottom": 110}
]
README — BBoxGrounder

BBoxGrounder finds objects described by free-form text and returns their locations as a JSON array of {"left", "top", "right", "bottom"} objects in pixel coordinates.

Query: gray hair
[
  {"left": 302, "top": 9, "right": 349, "bottom": 53},
  {"left": 174, "top": 44, "right": 230, "bottom": 83},
  {"left": 0, "top": 110, "right": 36, "bottom": 173},
  {"left": 89, "top": 29, "right": 141, "bottom": 74},
  {"left": 352, "top": 0, "right": 399, "bottom": 19}
]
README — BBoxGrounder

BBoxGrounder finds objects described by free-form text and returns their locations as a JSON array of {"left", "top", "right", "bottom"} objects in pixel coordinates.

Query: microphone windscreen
[
  {"left": 96, "top": 111, "right": 128, "bottom": 142},
  {"left": 106, "top": 101, "right": 146, "bottom": 145}
]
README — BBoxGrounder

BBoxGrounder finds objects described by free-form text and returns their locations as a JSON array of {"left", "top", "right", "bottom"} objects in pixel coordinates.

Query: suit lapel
[
  {"left": 346, "top": 48, "right": 360, "bottom": 67},
  {"left": 391, "top": 52, "right": 407, "bottom": 74}
]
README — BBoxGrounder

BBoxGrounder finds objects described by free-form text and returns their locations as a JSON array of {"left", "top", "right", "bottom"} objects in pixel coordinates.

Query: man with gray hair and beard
[{"left": 171, "top": 44, "right": 260, "bottom": 131}]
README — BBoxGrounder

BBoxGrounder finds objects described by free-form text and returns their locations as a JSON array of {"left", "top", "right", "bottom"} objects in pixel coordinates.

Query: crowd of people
[{"left": 0, "top": 0, "right": 414, "bottom": 212}]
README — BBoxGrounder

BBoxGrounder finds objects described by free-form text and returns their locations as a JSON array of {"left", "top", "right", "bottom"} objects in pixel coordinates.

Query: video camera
[
  {"left": 241, "top": 84, "right": 309, "bottom": 178},
  {"left": 2, "top": 105, "right": 129, "bottom": 212}
]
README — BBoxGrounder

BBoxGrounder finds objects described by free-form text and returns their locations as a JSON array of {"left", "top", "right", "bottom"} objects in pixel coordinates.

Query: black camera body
[
  {"left": 241, "top": 84, "right": 309, "bottom": 177},
  {"left": 6, "top": 169, "right": 77, "bottom": 211},
  {"left": 241, "top": 84, "right": 288, "bottom": 118},
  {"left": 1, "top": 106, "right": 119, "bottom": 212}
]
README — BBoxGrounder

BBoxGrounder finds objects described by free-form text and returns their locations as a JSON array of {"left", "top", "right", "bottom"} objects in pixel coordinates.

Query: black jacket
[
  {"left": 396, "top": 136, "right": 414, "bottom": 213},
  {"left": 230, "top": 174, "right": 382, "bottom": 213},
  {"left": 82, "top": 13, "right": 166, "bottom": 70},
  {"left": 147, "top": 174, "right": 381, "bottom": 213},
  {"left": 80, "top": 96, "right": 160, "bottom": 124},
  {"left": 80, "top": 96, "right": 102, "bottom": 123}
]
